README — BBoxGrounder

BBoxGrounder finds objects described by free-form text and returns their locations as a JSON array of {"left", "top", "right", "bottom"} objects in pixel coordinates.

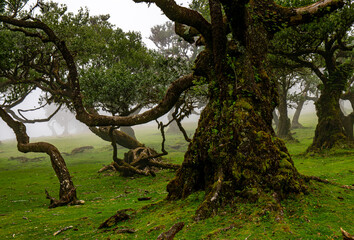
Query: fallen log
[
  {"left": 98, "top": 209, "right": 135, "bottom": 229},
  {"left": 156, "top": 222, "right": 185, "bottom": 240},
  {"left": 53, "top": 226, "right": 73, "bottom": 236},
  {"left": 116, "top": 228, "right": 136, "bottom": 234}
]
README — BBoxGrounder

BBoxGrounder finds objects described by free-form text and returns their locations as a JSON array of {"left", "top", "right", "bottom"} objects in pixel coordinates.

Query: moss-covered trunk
[
  {"left": 309, "top": 84, "right": 348, "bottom": 151},
  {"left": 167, "top": 57, "right": 306, "bottom": 220},
  {"left": 166, "top": 0, "right": 309, "bottom": 219}
]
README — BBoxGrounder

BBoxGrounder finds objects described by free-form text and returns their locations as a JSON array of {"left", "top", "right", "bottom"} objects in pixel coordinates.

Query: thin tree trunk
[
  {"left": 292, "top": 98, "right": 305, "bottom": 129},
  {"left": 341, "top": 112, "right": 354, "bottom": 141},
  {"left": 273, "top": 110, "right": 279, "bottom": 131},
  {"left": 277, "top": 84, "right": 295, "bottom": 140},
  {"left": 341, "top": 91, "right": 354, "bottom": 141},
  {"left": 166, "top": 107, "right": 180, "bottom": 133}
]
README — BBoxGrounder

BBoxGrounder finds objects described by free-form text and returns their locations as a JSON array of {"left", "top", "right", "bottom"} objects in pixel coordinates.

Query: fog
[
  {"left": 0, "top": 92, "right": 318, "bottom": 142},
  {"left": 0, "top": 88, "right": 202, "bottom": 141},
  {"left": 0, "top": 89, "right": 90, "bottom": 141}
]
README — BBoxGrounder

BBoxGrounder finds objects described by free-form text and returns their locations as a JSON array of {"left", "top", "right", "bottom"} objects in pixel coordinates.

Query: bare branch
[
  {"left": 2, "top": 87, "right": 35, "bottom": 108},
  {"left": 278, "top": 0, "right": 344, "bottom": 26},
  {"left": 16, "top": 103, "right": 62, "bottom": 124}
]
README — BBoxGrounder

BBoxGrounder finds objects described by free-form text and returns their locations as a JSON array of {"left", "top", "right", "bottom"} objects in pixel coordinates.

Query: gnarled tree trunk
[
  {"left": 166, "top": 0, "right": 311, "bottom": 219},
  {"left": 308, "top": 84, "right": 348, "bottom": 151},
  {"left": 0, "top": 107, "right": 82, "bottom": 208},
  {"left": 167, "top": 63, "right": 306, "bottom": 219}
]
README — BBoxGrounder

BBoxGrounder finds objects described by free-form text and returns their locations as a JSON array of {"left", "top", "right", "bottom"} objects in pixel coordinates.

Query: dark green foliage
[
  {"left": 1, "top": 2, "right": 182, "bottom": 117},
  {"left": 0, "top": 0, "right": 4, "bottom": 13}
]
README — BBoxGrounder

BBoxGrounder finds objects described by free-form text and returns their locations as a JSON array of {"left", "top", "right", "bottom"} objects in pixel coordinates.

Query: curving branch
[
  {"left": 88, "top": 126, "right": 144, "bottom": 149},
  {"left": 277, "top": 0, "right": 344, "bottom": 27},
  {"left": 1, "top": 87, "right": 33, "bottom": 108},
  {"left": 0, "top": 15, "right": 197, "bottom": 128},
  {"left": 273, "top": 53, "right": 327, "bottom": 82},
  {"left": 133, "top": 0, "right": 212, "bottom": 41},
  {"left": 175, "top": 22, "right": 200, "bottom": 44},
  {"left": 75, "top": 73, "right": 196, "bottom": 127}
]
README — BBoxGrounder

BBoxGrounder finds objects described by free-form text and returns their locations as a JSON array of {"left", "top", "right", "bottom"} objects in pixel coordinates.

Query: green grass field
[{"left": 0, "top": 118, "right": 353, "bottom": 239}]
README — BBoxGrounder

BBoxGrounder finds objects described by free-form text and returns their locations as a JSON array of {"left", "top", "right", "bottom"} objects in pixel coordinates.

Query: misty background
[{"left": 0, "top": 88, "right": 325, "bottom": 141}]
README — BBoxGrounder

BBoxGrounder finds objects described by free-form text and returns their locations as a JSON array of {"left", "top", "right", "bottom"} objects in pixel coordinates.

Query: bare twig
[{"left": 53, "top": 226, "right": 73, "bottom": 236}]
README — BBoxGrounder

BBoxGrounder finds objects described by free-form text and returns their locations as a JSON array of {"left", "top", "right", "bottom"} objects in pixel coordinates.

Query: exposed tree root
[
  {"left": 305, "top": 175, "right": 332, "bottom": 184},
  {"left": 98, "top": 164, "right": 116, "bottom": 173},
  {"left": 194, "top": 169, "right": 225, "bottom": 221},
  {"left": 304, "top": 175, "right": 354, "bottom": 190},
  {"left": 112, "top": 161, "right": 152, "bottom": 177},
  {"left": 45, "top": 189, "right": 84, "bottom": 208},
  {"left": 125, "top": 147, "right": 180, "bottom": 170},
  {"left": 53, "top": 226, "right": 73, "bottom": 236},
  {"left": 99, "top": 145, "right": 180, "bottom": 177}
]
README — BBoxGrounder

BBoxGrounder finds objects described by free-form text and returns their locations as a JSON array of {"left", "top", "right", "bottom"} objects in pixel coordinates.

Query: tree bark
[{"left": 0, "top": 107, "right": 82, "bottom": 208}]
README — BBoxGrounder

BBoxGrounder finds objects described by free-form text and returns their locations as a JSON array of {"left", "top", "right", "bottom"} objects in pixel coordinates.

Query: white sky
[{"left": 55, "top": 0, "right": 190, "bottom": 48}]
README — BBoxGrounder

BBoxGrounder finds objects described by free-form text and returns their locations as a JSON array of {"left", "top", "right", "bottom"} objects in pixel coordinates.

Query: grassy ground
[{"left": 0, "top": 118, "right": 353, "bottom": 239}]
